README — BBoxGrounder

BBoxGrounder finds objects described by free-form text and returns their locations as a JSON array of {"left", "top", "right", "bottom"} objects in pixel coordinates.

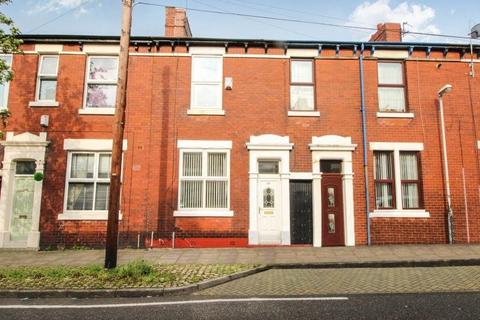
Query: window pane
[
  {"left": 400, "top": 152, "right": 418, "bottom": 180},
  {"left": 375, "top": 182, "right": 393, "bottom": 208},
  {"left": 71, "top": 154, "right": 94, "bottom": 179},
  {"left": 291, "top": 60, "right": 313, "bottom": 83},
  {"left": 15, "top": 161, "right": 36, "bottom": 175},
  {"left": 258, "top": 160, "right": 279, "bottom": 174},
  {"left": 86, "top": 84, "right": 117, "bottom": 108},
  {"left": 180, "top": 180, "right": 203, "bottom": 208},
  {"left": 67, "top": 183, "right": 94, "bottom": 210},
  {"left": 95, "top": 183, "right": 110, "bottom": 210},
  {"left": 192, "top": 56, "right": 221, "bottom": 82},
  {"left": 208, "top": 153, "right": 226, "bottom": 177},
  {"left": 88, "top": 57, "right": 118, "bottom": 80},
  {"left": 290, "top": 85, "right": 314, "bottom": 110},
  {"left": 378, "top": 62, "right": 403, "bottom": 84},
  {"left": 39, "top": 79, "right": 57, "bottom": 100},
  {"left": 321, "top": 160, "right": 342, "bottom": 173},
  {"left": 206, "top": 180, "right": 228, "bottom": 208},
  {"left": 40, "top": 56, "right": 58, "bottom": 75},
  {"left": 374, "top": 151, "right": 394, "bottom": 180},
  {"left": 98, "top": 154, "right": 111, "bottom": 179},
  {"left": 402, "top": 183, "right": 419, "bottom": 208},
  {"left": 378, "top": 87, "right": 405, "bottom": 112},
  {"left": 183, "top": 152, "right": 202, "bottom": 177},
  {"left": 192, "top": 83, "right": 220, "bottom": 108}
]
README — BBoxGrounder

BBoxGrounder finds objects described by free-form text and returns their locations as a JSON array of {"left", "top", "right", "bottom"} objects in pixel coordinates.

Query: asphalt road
[{"left": 1, "top": 293, "right": 480, "bottom": 320}]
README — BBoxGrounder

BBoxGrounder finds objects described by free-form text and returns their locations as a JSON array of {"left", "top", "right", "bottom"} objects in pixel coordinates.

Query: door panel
[
  {"left": 258, "top": 179, "right": 282, "bottom": 244},
  {"left": 10, "top": 176, "right": 35, "bottom": 241},
  {"left": 290, "top": 181, "right": 313, "bottom": 245},
  {"left": 321, "top": 174, "right": 345, "bottom": 246}
]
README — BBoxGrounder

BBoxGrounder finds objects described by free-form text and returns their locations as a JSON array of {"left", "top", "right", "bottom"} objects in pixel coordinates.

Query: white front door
[
  {"left": 258, "top": 179, "right": 282, "bottom": 244},
  {"left": 10, "top": 161, "right": 36, "bottom": 241}
]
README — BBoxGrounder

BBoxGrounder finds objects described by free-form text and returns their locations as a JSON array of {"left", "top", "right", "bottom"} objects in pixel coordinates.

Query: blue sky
[{"left": 3, "top": 0, "right": 480, "bottom": 43}]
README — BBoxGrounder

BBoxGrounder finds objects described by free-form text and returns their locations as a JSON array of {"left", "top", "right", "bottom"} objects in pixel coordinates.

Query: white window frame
[
  {"left": 189, "top": 55, "right": 224, "bottom": 115},
  {"left": 81, "top": 55, "right": 118, "bottom": 115},
  {"left": 174, "top": 140, "right": 232, "bottom": 217},
  {"left": 35, "top": 55, "right": 59, "bottom": 102},
  {"left": 0, "top": 54, "right": 12, "bottom": 110},
  {"left": 61, "top": 151, "right": 111, "bottom": 219},
  {"left": 370, "top": 142, "right": 429, "bottom": 218},
  {"left": 289, "top": 58, "right": 315, "bottom": 112}
]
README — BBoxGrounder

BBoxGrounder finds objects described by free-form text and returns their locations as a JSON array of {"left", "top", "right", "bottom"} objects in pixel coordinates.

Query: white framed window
[
  {"left": 290, "top": 59, "right": 315, "bottom": 111},
  {"left": 84, "top": 56, "right": 118, "bottom": 109},
  {"left": 370, "top": 142, "right": 428, "bottom": 218},
  {"left": 0, "top": 54, "right": 12, "bottom": 109},
  {"left": 190, "top": 55, "right": 223, "bottom": 113},
  {"left": 36, "top": 55, "right": 59, "bottom": 101},
  {"left": 175, "top": 140, "right": 232, "bottom": 217},
  {"left": 64, "top": 151, "right": 111, "bottom": 213},
  {"left": 377, "top": 61, "right": 407, "bottom": 112}
]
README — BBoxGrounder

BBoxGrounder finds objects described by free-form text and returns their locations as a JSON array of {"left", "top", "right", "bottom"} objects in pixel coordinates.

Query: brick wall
[{"left": 4, "top": 42, "right": 480, "bottom": 248}]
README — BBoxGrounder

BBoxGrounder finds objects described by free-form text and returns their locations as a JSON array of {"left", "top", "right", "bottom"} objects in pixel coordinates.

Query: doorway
[
  {"left": 321, "top": 160, "right": 345, "bottom": 246},
  {"left": 10, "top": 160, "right": 36, "bottom": 241},
  {"left": 290, "top": 180, "right": 313, "bottom": 245}
]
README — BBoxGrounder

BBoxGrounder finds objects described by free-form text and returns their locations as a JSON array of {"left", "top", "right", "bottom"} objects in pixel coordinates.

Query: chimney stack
[
  {"left": 164, "top": 7, "right": 192, "bottom": 37},
  {"left": 369, "top": 23, "right": 402, "bottom": 42}
]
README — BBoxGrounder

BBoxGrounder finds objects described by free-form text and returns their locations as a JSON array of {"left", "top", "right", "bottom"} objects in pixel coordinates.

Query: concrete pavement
[{"left": 0, "top": 244, "right": 480, "bottom": 267}]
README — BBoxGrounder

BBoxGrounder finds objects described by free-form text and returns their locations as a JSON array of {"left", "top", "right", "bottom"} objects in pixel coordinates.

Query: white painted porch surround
[
  {"left": 246, "top": 134, "right": 293, "bottom": 245},
  {"left": 309, "top": 135, "right": 357, "bottom": 247},
  {"left": 0, "top": 132, "right": 49, "bottom": 249}
]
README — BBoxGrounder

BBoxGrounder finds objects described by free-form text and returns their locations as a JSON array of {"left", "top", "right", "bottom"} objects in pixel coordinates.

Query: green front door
[{"left": 10, "top": 161, "right": 36, "bottom": 241}]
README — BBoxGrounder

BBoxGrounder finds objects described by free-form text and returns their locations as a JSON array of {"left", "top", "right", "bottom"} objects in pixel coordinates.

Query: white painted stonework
[
  {"left": 247, "top": 134, "right": 293, "bottom": 245},
  {"left": 309, "top": 135, "right": 357, "bottom": 247},
  {"left": 0, "top": 132, "right": 49, "bottom": 249}
]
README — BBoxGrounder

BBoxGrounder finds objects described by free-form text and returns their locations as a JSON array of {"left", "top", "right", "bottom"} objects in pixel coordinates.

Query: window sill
[
  {"left": 376, "top": 112, "right": 414, "bottom": 119},
  {"left": 187, "top": 109, "right": 225, "bottom": 116},
  {"left": 78, "top": 108, "right": 115, "bottom": 115},
  {"left": 173, "top": 210, "right": 234, "bottom": 217},
  {"left": 370, "top": 209, "right": 430, "bottom": 218},
  {"left": 58, "top": 211, "right": 123, "bottom": 221},
  {"left": 288, "top": 110, "right": 320, "bottom": 117},
  {"left": 29, "top": 101, "right": 60, "bottom": 108}
]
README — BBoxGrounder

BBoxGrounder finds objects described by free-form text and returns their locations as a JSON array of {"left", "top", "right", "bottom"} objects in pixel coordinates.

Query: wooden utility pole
[{"left": 105, "top": 0, "right": 133, "bottom": 269}]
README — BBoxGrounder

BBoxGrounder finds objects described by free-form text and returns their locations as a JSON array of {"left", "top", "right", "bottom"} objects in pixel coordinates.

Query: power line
[
  {"left": 135, "top": 1, "right": 479, "bottom": 42},
  {"left": 25, "top": 0, "right": 92, "bottom": 34}
]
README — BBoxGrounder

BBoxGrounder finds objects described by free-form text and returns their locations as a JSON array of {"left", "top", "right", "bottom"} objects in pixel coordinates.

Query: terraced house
[{"left": 0, "top": 7, "right": 479, "bottom": 249}]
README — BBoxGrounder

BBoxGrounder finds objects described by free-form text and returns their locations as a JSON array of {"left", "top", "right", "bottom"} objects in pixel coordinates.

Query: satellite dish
[{"left": 471, "top": 23, "right": 480, "bottom": 39}]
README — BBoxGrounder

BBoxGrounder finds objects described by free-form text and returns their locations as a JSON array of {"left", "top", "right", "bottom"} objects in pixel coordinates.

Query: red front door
[{"left": 321, "top": 174, "right": 345, "bottom": 246}]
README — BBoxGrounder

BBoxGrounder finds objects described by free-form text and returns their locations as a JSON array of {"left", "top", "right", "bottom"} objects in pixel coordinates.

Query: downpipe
[{"left": 359, "top": 43, "right": 371, "bottom": 245}]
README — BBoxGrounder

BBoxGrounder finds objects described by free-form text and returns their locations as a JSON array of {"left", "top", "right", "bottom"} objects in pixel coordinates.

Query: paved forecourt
[{"left": 196, "top": 266, "right": 480, "bottom": 296}]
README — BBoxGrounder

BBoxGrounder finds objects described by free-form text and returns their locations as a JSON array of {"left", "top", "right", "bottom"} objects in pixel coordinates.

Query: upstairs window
[
  {"left": 377, "top": 62, "right": 406, "bottom": 112},
  {"left": 0, "top": 54, "right": 12, "bottom": 109},
  {"left": 85, "top": 56, "right": 118, "bottom": 109},
  {"left": 290, "top": 59, "right": 315, "bottom": 111},
  {"left": 191, "top": 55, "right": 222, "bottom": 110},
  {"left": 36, "top": 55, "right": 59, "bottom": 101}
]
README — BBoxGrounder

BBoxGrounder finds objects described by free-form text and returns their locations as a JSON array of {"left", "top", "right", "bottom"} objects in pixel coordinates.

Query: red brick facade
[{"left": 0, "top": 28, "right": 479, "bottom": 249}]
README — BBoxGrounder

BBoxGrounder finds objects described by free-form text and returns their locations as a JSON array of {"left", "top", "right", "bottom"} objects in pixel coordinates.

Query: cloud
[
  {"left": 28, "top": 0, "right": 90, "bottom": 15},
  {"left": 348, "top": 0, "right": 440, "bottom": 41}
]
